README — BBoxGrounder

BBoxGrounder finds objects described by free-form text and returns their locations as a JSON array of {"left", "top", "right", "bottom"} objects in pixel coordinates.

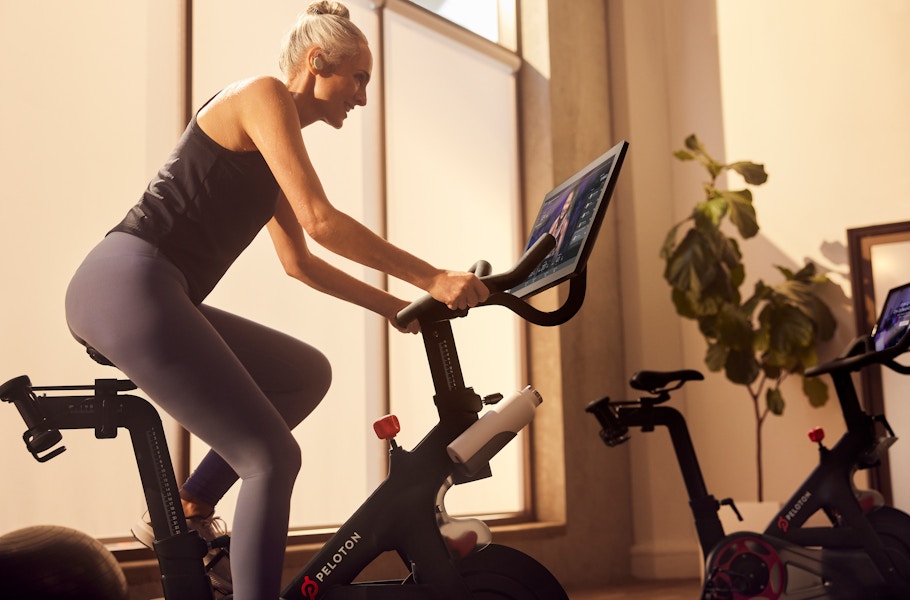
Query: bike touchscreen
[
  {"left": 509, "top": 140, "right": 628, "bottom": 299},
  {"left": 872, "top": 281, "right": 910, "bottom": 352}
]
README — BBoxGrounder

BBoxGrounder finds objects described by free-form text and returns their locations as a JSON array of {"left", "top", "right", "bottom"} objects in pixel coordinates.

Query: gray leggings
[{"left": 65, "top": 232, "right": 332, "bottom": 599}]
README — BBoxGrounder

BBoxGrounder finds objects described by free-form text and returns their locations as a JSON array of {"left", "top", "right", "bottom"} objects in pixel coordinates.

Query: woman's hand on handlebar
[
  {"left": 428, "top": 270, "right": 490, "bottom": 312},
  {"left": 389, "top": 310, "right": 420, "bottom": 334}
]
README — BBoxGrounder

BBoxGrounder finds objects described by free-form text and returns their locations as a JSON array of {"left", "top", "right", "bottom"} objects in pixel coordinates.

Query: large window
[
  {"left": 0, "top": 0, "right": 522, "bottom": 541},
  {"left": 407, "top": 0, "right": 517, "bottom": 50},
  {"left": 383, "top": 5, "right": 523, "bottom": 516}
]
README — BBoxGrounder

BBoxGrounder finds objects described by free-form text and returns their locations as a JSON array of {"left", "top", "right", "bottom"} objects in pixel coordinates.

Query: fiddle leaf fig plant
[{"left": 661, "top": 134, "right": 837, "bottom": 501}]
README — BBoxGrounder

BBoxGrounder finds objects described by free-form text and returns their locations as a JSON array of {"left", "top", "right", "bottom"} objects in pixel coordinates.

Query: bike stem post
[{"left": 616, "top": 402, "right": 725, "bottom": 559}]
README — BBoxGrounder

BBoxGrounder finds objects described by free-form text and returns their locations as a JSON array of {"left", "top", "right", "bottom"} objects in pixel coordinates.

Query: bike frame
[
  {"left": 3, "top": 234, "right": 579, "bottom": 600},
  {"left": 587, "top": 330, "right": 910, "bottom": 598},
  {"left": 282, "top": 319, "right": 497, "bottom": 600},
  {"left": 0, "top": 376, "right": 214, "bottom": 600}
]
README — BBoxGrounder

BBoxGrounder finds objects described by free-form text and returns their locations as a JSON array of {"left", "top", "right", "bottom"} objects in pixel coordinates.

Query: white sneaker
[{"left": 132, "top": 510, "right": 233, "bottom": 594}]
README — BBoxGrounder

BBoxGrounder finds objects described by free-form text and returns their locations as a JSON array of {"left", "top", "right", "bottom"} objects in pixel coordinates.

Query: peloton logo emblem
[
  {"left": 777, "top": 490, "right": 812, "bottom": 533},
  {"left": 301, "top": 576, "right": 319, "bottom": 599}
]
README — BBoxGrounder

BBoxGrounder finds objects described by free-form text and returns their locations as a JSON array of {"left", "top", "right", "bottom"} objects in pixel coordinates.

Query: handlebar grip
[
  {"left": 394, "top": 234, "right": 557, "bottom": 327},
  {"left": 470, "top": 260, "right": 492, "bottom": 277},
  {"left": 0, "top": 375, "right": 64, "bottom": 460}
]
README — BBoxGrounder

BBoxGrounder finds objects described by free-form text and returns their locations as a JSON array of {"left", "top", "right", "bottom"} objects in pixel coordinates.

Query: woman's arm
[
  {"left": 237, "top": 77, "right": 487, "bottom": 310},
  {"left": 267, "top": 195, "right": 419, "bottom": 332}
]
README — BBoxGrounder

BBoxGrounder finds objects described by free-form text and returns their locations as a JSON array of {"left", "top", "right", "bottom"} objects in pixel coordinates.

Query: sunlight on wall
[{"left": 715, "top": 0, "right": 910, "bottom": 289}]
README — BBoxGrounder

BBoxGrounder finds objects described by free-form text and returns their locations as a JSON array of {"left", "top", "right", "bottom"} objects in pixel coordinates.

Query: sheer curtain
[{"left": 382, "top": 6, "right": 524, "bottom": 516}]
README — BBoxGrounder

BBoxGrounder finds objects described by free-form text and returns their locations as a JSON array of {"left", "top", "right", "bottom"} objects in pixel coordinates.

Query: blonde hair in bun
[{"left": 279, "top": 1, "right": 368, "bottom": 78}]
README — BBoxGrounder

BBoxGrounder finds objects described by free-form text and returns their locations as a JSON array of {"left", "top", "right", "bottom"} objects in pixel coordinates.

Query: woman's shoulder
[
  {"left": 198, "top": 77, "right": 296, "bottom": 151},
  {"left": 206, "top": 76, "right": 295, "bottom": 113},
  {"left": 219, "top": 76, "right": 290, "bottom": 104}
]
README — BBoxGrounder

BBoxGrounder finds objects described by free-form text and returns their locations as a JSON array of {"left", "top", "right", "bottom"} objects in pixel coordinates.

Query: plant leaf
[
  {"left": 728, "top": 161, "right": 769, "bottom": 185},
  {"left": 695, "top": 196, "right": 728, "bottom": 228},
  {"left": 766, "top": 387, "right": 785, "bottom": 416},
  {"left": 681, "top": 134, "right": 723, "bottom": 178},
  {"left": 803, "top": 375, "right": 829, "bottom": 408},
  {"left": 684, "top": 134, "right": 704, "bottom": 153},
  {"left": 715, "top": 303, "right": 754, "bottom": 351},
  {"left": 725, "top": 348, "right": 760, "bottom": 385},
  {"left": 720, "top": 189, "right": 759, "bottom": 239},
  {"left": 660, "top": 220, "right": 686, "bottom": 260},
  {"left": 705, "top": 343, "right": 727, "bottom": 371},
  {"left": 674, "top": 149, "right": 695, "bottom": 161}
]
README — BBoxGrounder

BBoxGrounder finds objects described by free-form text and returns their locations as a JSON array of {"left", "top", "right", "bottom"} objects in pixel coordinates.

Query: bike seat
[
  {"left": 70, "top": 332, "right": 116, "bottom": 368},
  {"left": 630, "top": 369, "right": 704, "bottom": 393}
]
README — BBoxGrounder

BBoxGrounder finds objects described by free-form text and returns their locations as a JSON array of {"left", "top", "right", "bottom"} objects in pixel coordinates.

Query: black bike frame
[
  {"left": 763, "top": 365, "right": 908, "bottom": 594},
  {"left": 0, "top": 377, "right": 214, "bottom": 600},
  {"left": 589, "top": 330, "right": 910, "bottom": 598},
  {"left": 4, "top": 234, "right": 579, "bottom": 600},
  {"left": 282, "top": 319, "right": 492, "bottom": 600}
]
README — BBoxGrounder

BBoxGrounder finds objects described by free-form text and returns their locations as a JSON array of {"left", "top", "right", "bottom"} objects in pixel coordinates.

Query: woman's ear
[{"left": 307, "top": 47, "right": 327, "bottom": 74}]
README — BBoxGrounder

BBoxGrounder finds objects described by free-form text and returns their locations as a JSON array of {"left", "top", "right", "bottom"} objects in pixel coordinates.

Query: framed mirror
[{"left": 847, "top": 220, "right": 910, "bottom": 509}]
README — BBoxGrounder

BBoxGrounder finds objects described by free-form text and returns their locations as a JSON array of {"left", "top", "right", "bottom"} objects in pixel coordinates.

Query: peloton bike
[
  {"left": 2, "top": 141, "right": 629, "bottom": 599},
  {"left": 586, "top": 281, "right": 910, "bottom": 599}
]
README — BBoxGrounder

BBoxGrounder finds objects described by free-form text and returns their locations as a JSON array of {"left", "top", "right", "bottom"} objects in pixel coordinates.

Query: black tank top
[{"left": 111, "top": 115, "right": 281, "bottom": 304}]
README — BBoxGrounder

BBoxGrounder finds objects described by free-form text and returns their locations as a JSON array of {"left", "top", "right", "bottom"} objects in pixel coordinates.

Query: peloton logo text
[
  {"left": 777, "top": 490, "right": 812, "bottom": 532},
  {"left": 303, "top": 531, "right": 363, "bottom": 597}
]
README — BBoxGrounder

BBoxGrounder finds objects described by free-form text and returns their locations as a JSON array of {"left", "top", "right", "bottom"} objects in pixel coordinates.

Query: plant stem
[{"left": 750, "top": 374, "right": 768, "bottom": 502}]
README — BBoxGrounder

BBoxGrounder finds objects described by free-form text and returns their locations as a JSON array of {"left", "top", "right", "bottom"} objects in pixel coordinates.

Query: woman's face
[{"left": 313, "top": 42, "right": 372, "bottom": 129}]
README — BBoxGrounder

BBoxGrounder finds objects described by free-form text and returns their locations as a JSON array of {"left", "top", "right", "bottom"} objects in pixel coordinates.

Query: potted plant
[{"left": 660, "top": 134, "right": 837, "bottom": 502}]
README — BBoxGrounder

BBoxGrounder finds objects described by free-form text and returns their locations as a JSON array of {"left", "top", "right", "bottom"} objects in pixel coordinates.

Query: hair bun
[{"left": 306, "top": 1, "right": 350, "bottom": 19}]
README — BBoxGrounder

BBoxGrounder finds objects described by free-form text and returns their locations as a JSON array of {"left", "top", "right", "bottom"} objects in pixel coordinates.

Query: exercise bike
[
  {"left": 1, "top": 233, "right": 577, "bottom": 600},
  {"left": 586, "top": 306, "right": 910, "bottom": 599}
]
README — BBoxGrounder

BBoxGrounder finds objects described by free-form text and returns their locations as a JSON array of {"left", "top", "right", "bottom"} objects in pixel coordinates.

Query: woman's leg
[
  {"left": 66, "top": 233, "right": 310, "bottom": 599},
  {"left": 180, "top": 305, "right": 332, "bottom": 510}
]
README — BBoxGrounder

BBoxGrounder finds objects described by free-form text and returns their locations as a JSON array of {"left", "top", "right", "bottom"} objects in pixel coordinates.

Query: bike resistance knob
[{"left": 373, "top": 414, "right": 401, "bottom": 443}]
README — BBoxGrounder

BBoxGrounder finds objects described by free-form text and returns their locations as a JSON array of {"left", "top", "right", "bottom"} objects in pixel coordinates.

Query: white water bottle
[{"left": 447, "top": 386, "right": 542, "bottom": 473}]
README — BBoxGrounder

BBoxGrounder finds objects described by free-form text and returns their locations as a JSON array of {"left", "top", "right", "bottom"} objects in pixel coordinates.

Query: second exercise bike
[{"left": 587, "top": 281, "right": 910, "bottom": 599}]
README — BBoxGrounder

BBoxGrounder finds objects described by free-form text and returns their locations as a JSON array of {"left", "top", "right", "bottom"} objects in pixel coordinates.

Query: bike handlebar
[
  {"left": 394, "top": 234, "right": 558, "bottom": 328},
  {"left": 806, "top": 329, "right": 910, "bottom": 378}
]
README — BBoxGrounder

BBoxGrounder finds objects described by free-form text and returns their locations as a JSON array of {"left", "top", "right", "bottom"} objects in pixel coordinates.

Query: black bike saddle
[
  {"left": 630, "top": 369, "right": 704, "bottom": 393},
  {"left": 69, "top": 331, "right": 116, "bottom": 368}
]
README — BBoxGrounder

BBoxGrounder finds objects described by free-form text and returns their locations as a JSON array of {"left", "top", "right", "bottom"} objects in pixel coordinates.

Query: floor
[
  {"left": 140, "top": 580, "right": 703, "bottom": 600},
  {"left": 566, "top": 579, "right": 702, "bottom": 600}
]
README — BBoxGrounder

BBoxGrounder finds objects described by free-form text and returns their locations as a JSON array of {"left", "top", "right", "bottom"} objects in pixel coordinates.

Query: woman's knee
[
  {"left": 306, "top": 349, "right": 332, "bottom": 405},
  {"left": 232, "top": 430, "right": 301, "bottom": 484},
  {"left": 270, "top": 433, "right": 302, "bottom": 479},
  {"left": 278, "top": 348, "right": 332, "bottom": 427}
]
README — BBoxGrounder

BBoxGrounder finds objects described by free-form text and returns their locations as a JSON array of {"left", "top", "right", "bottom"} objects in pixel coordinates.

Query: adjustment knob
[
  {"left": 483, "top": 393, "right": 504, "bottom": 405},
  {"left": 808, "top": 427, "right": 825, "bottom": 443},
  {"left": 373, "top": 414, "right": 401, "bottom": 441}
]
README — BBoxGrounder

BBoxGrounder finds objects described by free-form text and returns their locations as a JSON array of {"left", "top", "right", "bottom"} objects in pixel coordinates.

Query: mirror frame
[{"left": 847, "top": 220, "right": 910, "bottom": 503}]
